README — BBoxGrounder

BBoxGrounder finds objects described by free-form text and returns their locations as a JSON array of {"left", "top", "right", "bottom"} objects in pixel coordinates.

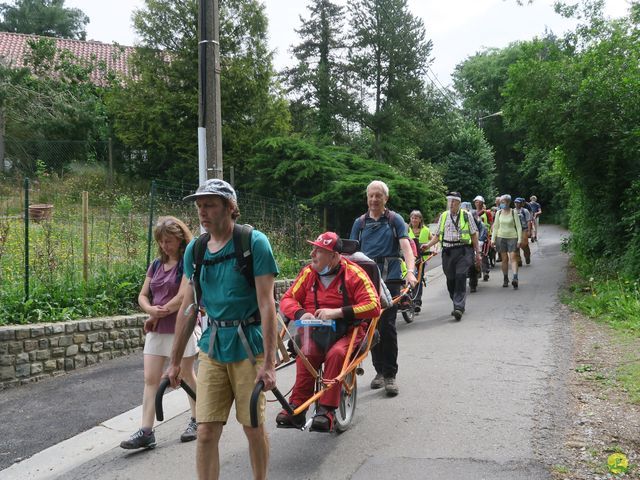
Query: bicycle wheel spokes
[{"left": 335, "top": 372, "right": 357, "bottom": 433}]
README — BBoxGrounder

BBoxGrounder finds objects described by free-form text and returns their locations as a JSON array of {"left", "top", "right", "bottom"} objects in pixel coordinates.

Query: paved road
[{"left": 2, "top": 225, "right": 571, "bottom": 479}]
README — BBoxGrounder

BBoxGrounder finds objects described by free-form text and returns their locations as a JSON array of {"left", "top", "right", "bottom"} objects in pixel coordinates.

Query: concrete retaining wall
[{"left": 0, "top": 279, "right": 294, "bottom": 390}]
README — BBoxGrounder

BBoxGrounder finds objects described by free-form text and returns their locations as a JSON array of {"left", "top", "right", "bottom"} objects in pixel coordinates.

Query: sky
[{"left": 65, "top": 0, "right": 632, "bottom": 87}]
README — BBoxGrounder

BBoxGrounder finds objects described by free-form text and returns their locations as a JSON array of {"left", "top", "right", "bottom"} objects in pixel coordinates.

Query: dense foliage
[{"left": 0, "top": 0, "right": 88, "bottom": 39}]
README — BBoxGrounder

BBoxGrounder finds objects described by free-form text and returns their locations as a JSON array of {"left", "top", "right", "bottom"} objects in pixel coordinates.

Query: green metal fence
[{"left": 0, "top": 177, "right": 320, "bottom": 304}]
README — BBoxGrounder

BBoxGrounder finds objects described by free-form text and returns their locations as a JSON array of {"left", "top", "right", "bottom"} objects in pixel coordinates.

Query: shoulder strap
[
  {"left": 151, "top": 258, "right": 161, "bottom": 276},
  {"left": 357, "top": 213, "right": 366, "bottom": 244},
  {"left": 386, "top": 210, "right": 399, "bottom": 241},
  {"left": 192, "top": 233, "right": 211, "bottom": 305},
  {"left": 233, "top": 223, "right": 255, "bottom": 289}
]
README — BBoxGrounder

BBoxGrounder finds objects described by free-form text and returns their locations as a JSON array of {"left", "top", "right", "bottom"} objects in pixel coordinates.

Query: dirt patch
[{"left": 550, "top": 284, "right": 640, "bottom": 478}]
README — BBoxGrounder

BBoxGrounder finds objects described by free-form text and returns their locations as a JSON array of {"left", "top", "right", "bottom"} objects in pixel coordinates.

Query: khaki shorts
[{"left": 196, "top": 351, "right": 265, "bottom": 427}]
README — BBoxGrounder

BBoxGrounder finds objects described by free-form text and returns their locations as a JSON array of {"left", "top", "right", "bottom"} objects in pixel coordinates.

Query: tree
[
  {"left": 347, "top": 0, "right": 432, "bottom": 162},
  {"left": 105, "top": 0, "right": 290, "bottom": 181},
  {"left": 286, "top": 0, "right": 351, "bottom": 142},
  {"left": 502, "top": 2, "right": 640, "bottom": 276},
  {"left": 440, "top": 123, "right": 496, "bottom": 201},
  {"left": 0, "top": 0, "right": 89, "bottom": 40},
  {"left": 246, "top": 136, "right": 445, "bottom": 233},
  {"left": 1, "top": 37, "right": 109, "bottom": 174},
  {"left": 452, "top": 42, "right": 530, "bottom": 194}
]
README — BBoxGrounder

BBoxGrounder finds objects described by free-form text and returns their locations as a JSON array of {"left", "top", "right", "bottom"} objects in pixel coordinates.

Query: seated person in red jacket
[{"left": 276, "top": 231, "right": 381, "bottom": 432}]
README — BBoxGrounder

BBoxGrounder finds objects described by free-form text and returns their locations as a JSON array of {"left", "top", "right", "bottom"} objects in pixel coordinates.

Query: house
[{"left": 0, "top": 31, "right": 135, "bottom": 84}]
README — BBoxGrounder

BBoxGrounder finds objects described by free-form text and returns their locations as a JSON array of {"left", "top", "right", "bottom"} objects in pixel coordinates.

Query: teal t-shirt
[{"left": 183, "top": 229, "right": 279, "bottom": 363}]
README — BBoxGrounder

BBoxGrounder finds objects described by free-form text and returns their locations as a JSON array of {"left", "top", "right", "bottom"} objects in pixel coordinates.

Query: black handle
[
  {"left": 249, "top": 381, "right": 292, "bottom": 428},
  {"left": 155, "top": 378, "right": 197, "bottom": 422}
]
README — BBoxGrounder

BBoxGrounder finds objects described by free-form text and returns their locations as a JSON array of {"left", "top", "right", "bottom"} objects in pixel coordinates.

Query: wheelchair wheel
[
  {"left": 335, "top": 372, "right": 357, "bottom": 433},
  {"left": 401, "top": 303, "right": 415, "bottom": 323}
]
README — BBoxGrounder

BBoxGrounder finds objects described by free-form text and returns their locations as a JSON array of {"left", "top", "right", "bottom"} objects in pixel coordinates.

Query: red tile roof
[{"left": 0, "top": 31, "right": 135, "bottom": 84}]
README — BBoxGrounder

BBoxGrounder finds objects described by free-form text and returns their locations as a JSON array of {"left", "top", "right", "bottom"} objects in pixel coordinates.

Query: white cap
[{"left": 473, "top": 195, "right": 485, "bottom": 203}]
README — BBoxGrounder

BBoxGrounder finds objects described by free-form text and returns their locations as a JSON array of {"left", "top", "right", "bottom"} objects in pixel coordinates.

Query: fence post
[
  {"left": 108, "top": 137, "right": 114, "bottom": 186},
  {"left": 82, "top": 191, "right": 89, "bottom": 282},
  {"left": 146, "top": 180, "right": 156, "bottom": 268},
  {"left": 24, "top": 177, "right": 29, "bottom": 300}
]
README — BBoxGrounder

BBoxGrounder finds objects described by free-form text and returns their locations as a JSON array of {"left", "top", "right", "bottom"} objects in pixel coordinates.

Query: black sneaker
[
  {"left": 120, "top": 429, "right": 156, "bottom": 450},
  {"left": 180, "top": 417, "right": 197, "bottom": 442},
  {"left": 503, "top": 278, "right": 509, "bottom": 287},
  {"left": 452, "top": 309, "right": 463, "bottom": 321},
  {"left": 512, "top": 279, "right": 519, "bottom": 289},
  {"left": 525, "top": 257, "right": 531, "bottom": 265},
  {"left": 470, "top": 285, "right": 477, "bottom": 293},
  {"left": 483, "top": 274, "right": 489, "bottom": 282}
]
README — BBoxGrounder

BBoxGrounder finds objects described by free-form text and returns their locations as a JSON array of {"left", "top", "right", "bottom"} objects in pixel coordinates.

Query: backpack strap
[
  {"left": 191, "top": 232, "right": 211, "bottom": 307},
  {"left": 150, "top": 258, "right": 161, "bottom": 276},
  {"left": 233, "top": 223, "right": 255, "bottom": 289}
]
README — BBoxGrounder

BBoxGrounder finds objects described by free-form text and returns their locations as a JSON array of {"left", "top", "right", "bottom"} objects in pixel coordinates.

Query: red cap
[{"left": 307, "top": 232, "right": 340, "bottom": 252}]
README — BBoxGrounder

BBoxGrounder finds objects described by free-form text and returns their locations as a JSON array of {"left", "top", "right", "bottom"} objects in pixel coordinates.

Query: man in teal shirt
[{"left": 167, "top": 179, "right": 278, "bottom": 480}]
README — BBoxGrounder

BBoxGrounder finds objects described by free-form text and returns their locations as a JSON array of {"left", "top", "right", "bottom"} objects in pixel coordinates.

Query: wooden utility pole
[{"left": 198, "top": 0, "right": 223, "bottom": 182}]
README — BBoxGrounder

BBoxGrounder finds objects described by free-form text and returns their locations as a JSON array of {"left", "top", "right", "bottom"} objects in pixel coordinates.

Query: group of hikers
[{"left": 118, "top": 178, "right": 541, "bottom": 480}]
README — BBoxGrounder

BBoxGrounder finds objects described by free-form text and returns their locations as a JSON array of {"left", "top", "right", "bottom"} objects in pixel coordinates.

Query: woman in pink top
[{"left": 120, "top": 216, "right": 199, "bottom": 450}]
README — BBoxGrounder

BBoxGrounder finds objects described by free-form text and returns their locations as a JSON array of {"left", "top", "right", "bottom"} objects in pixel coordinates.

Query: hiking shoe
[
  {"left": 512, "top": 279, "right": 519, "bottom": 289},
  {"left": 276, "top": 405, "right": 306, "bottom": 428},
  {"left": 525, "top": 257, "right": 531, "bottom": 265},
  {"left": 370, "top": 373, "right": 384, "bottom": 389},
  {"left": 414, "top": 306, "right": 421, "bottom": 313},
  {"left": 452, "top": 309, "right": 463, "bottom": 321},
  {"left": 483, "top": 274, "right": 489, "bottom": 282},
  {"left": 503, "top": 278, "right": 509, "bottom": 287},
  {"left": 384, "top": 377, "right": 399, "bottom": 397},
  {"left": 470, "top": 285, "right": 477, "bottom": 293},
  {"left": 310, "top": 406, "right": 335, "bottom": 432},
  {"left": 120, "top": 429, "right": 156, "bottom": 450},
  {"left": 180, "top": 417, "right": 197, "bottom": 442}
]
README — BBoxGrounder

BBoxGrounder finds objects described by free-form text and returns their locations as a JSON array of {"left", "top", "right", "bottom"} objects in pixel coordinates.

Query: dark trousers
[
  {"left": 372, "top": 280, "right": 401, "bottom": 378},
  {"left": 442, "top": 246, "right": 474, "bottom": 311}
]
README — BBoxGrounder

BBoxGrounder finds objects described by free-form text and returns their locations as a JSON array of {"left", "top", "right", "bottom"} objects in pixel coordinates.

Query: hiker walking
[
  {"left": 422, "top": 192, "right": 480, "bottom": 320},
  {"left": 120, "top": 216, "right": 198, "bottom": 450},
  {"left": 350, "top": 180, "right": 416, "bottom": 397},
  {"left": 167, "top": 179, "right": 279, "bottom": 480}
]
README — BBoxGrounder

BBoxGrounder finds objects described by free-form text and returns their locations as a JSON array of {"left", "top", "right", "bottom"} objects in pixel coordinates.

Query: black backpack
[{"left": 191, "top": 224, "right": 254, "bottom": 305}]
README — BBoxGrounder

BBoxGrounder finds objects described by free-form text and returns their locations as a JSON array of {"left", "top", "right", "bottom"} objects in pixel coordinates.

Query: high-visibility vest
[{"left": 438, "top": 210, "right": 471, "bottom": 246}]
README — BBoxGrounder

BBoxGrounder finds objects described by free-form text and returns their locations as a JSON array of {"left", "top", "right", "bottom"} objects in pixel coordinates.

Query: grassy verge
[{"left": 565, "top": 275, "right": 640, "bottom": 403}]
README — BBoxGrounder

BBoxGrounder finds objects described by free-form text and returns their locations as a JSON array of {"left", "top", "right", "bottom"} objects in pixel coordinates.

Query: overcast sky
[{"left": 65, "top": 0, "right": 631, "bottom": 87}]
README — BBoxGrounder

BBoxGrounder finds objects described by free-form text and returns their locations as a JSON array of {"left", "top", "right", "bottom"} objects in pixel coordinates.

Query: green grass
[{"left": 566, "top": 274, "right": 640, "bottom": 404}]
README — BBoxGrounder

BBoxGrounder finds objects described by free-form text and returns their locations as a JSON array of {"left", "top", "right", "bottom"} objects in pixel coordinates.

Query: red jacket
[{"left": 280, "top": 257, "right": 381, "bottom": 322}]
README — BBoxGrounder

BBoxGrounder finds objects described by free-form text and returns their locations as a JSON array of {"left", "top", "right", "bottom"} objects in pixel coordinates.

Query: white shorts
[{"left": 143, "top": 331, "right": 199, "bottom": 358}]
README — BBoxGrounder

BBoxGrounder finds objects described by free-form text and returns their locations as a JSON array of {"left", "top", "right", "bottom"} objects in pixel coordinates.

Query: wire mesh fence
[{"left": 0, "top": 176, "right": 321, "bottom": 323}]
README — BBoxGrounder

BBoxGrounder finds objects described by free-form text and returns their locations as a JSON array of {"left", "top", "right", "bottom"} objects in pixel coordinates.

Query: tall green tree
[
  {"left": 347, "top": 0, "right": 432, "bottom": 162},
  {"left": 503, "top": 1, "right": 640, "bottom": 276},
  {"left": 452, "top": 42, "right": 529, "bottom": 194},
  {"left": 0, "top": 0, "right": 89, "bottom": 39},
  {"left": 105, "top": 0, "right": 290, "bottom": 180},
  {"left": 286, "top": 0, "right": 352, "bottom": 141},
  {"left": 440, "top": 123, "right": 495, "bottom": 200}
]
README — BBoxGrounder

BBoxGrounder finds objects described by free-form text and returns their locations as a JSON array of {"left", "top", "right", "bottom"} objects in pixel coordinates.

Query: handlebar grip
[
  {"left": 155, "top": 378, "right": 170, "bottom": 421},
  {"left": 155, "top": 378, "right": 197, "bottom": 422},
  {"left": 249, "top": 381, "right": 292, "bottom": 428},
  {"left": 250, "top": 381, "right": 265, "bottom": 428}
]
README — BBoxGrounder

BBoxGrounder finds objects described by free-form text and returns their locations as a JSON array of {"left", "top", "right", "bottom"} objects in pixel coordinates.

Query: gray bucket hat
[{"left": 183, "top": 179, "right": 237, "bottom": 203}]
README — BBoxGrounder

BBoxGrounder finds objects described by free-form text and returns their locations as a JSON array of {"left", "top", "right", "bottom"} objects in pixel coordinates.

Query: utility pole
[{"left": 198, "top": 0, "right": 223, "bottom": 184}]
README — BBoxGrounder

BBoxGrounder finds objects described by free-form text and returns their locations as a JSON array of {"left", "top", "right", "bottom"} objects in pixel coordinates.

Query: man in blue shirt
[
  {"left": 350, "top": 180, "right": 416, "bottom": 396},
  {"left": 167, "top": 179, "right": 278, "bottom": 480}
]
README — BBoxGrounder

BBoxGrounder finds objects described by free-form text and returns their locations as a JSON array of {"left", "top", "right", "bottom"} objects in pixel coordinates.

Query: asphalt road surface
[{"left": 2, "top": 225, "right": 571, "bottom": 480}]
